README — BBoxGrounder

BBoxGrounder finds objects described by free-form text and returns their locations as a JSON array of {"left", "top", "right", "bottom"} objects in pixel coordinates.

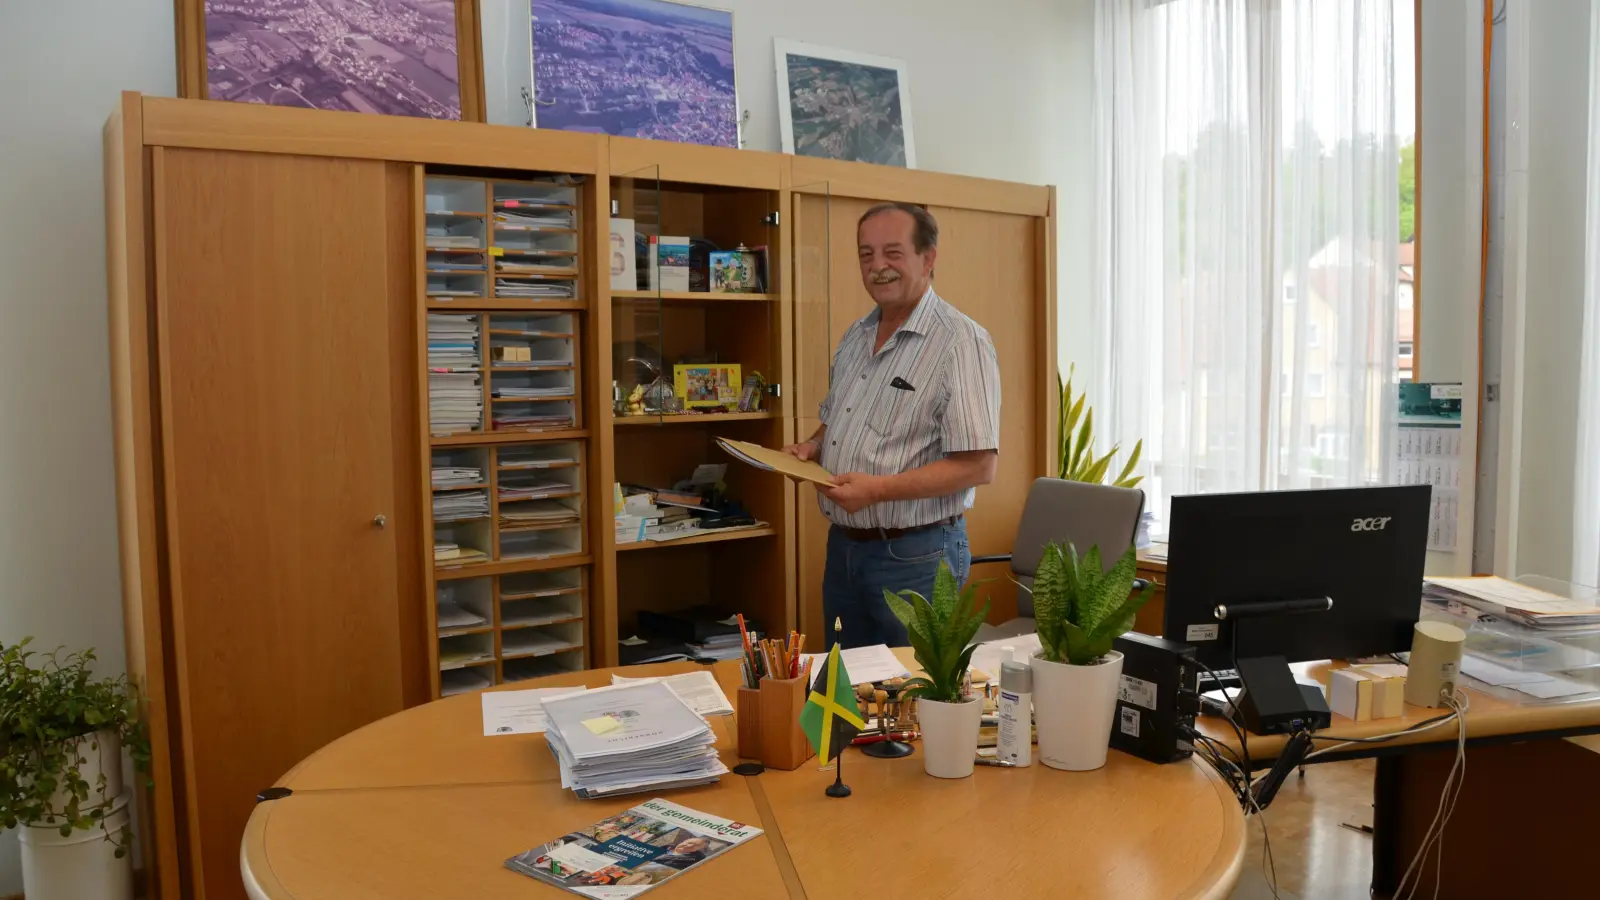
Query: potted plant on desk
[
  {"left": 1029, "top": 543, "right": 1152, "bottom": 771},
  {"left": 1, "top": 638, "right": 151, "bottom": 900},
  {"left": 883, "top": 561, "right": 990, "bottom": 779}
]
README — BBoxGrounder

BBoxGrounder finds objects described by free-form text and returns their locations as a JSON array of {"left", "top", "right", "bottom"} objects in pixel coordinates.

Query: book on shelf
[{"left": 656, "top": 236, "right": 690, "bottom": 292}]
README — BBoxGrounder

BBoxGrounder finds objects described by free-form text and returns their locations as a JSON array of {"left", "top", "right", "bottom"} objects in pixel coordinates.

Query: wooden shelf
[
  {"left": 495, "top": 269, "right": 580, "bottom": 278},
  {"left": 491, "top": 395, "right": 576, "bottom": 404},
  {"left": 425, "top": 210, "right": 485, "bottom": 218},
  {"left": 488, "top": 365, "right": 575, "bottom": 373},
  {"left": 617, "top": 527, "right": 776, "bottom": 552},
  {"left": 427, "top": 299, "right": 586, "bottom": 311},
  {"left": 611, "top": 290, "right": 777, "bottom": 302},
  {"left": 498, "top": 521, "right": 582, "bottom": 534},
  {"left": 500, "top": 490, "right": 582, "bottom": 502},
  {"left": 494, "top": 202, "right": 576, "bottom": 211},
  {"left": 425, "top": 246, "right": 486, "bottom": 254},
  {"left": 500, "top": 614, "right": 583, "bottom": 631},
  {"left": 437, "top": 624, "right": 493, "bottom": 638},
  {"left": 434, "top": 553, "right": 594, "bottom": 581},
  {"left": 430, "top": 428, "right": 588, "bottom": 446},
  {"left": 438, "top": 656, "right": 496, "bottom": 672},
  {"left": 614, "top": 411, "right": 777, "bottom": 427},
  {"left": 492, "top": 225, "right": 577, "bottom": 234},
  {"left": 431, "top": 482, "right": 489, "bottom": 492},
  {"left": 426, "top": 269, "right": 488, "bottom": 276},
  {"left": 500, "top": 587, "right": 583, "bottom": 602},
  {"left": 498, "top": 462, "right": 579, "bottom": 472}
]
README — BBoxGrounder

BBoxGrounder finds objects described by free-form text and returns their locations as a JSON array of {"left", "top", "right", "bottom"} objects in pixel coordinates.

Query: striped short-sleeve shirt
[{"left": 816, "top": 288, "right": 1002, "bottom": 529}]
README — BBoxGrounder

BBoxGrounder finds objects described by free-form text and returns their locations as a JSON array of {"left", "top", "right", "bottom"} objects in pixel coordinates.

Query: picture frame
[
  {"left": 174, "top": 0, "right": 486, "bottom": 122},
  {"left": 774, "top": 39, "right": 916, "bottom": 168},
  {"left": 530, "top": 0, "right": 741, "bottom": 149},
  {"left": 673, "top": 364, "right": 742, "bottom": 409}
]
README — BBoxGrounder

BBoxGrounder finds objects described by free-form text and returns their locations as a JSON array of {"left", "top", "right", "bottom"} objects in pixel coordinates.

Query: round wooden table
[{"left": 241, "top": 655, "right": 1245, "bottom": 899}]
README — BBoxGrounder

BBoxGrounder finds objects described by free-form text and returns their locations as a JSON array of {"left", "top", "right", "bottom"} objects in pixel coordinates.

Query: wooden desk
[
  {"left": 1194, "top": 663, "right": 1600, "bottom": 899},
  {"left": 244, "top": 655, "right": 1246, "bottom": 900}
]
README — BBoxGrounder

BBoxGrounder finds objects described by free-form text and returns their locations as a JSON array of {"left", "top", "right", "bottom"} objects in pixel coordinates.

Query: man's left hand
[{"left": 820, "top": 472, "right": 887, "bottom": 513}]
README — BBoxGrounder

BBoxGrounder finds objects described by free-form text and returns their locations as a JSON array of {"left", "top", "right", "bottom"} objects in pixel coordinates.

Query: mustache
[{"left": 869, "top": 269, "right": 902, "bottom": 284}]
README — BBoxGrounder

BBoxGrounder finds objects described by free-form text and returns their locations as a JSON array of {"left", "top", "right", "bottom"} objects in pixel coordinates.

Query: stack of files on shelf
[
  {"left": 494, "top": 278, "right": 576, "bottom": 299},
  {"left": 436, "top": 601, "right": 487, "bottom": 633},
  {"left": 439, "top": 643, "right": 494, "bottom": 669},
  {"left": 1424, "top": 576, "right": 1600, "bottom": 629},
  {"left": 427, "top": 314, "right": 480, "bottom": 368},
  {"left": 542, "top": 682, "right": 727, "bottom": 799},
  {"left": 428, "top": 313, "right": 483, "bottom": 433},
  {"left": 433, "top": 489, "right": 489, "bottom": 522},
  {"left": 434, "top": 541, "right": 488, "bottom": 566},
  {"left": 500, "top": 499, "right": 581, "bottom": 528},
  {"left": 441, "top": 668, "right": 493, "bottom": 697},
  {"left": 500, "top": 448, "right": 577, "bottom": 469},
  {"left": 688, "top": 634, "right": 748, "bottom": 663},
  {"left": 491, "top": 354, "right": 573, "bottom": 369},
  {"left": 618, "top": 634, "right": 694, "bottom": 666},
  {"left": 493, "top": 409, "right": 574, "bottom": 430},
  {"left": 430, "top": 373, "right": 483, "bottom": 433},
  {"left": 497, "top": 251, "right": 574, "bottom": 273},
  {"left": 494, "top": 208, "right": 576, "bottom": 230},
  {"left": 432, "top": 466, "right": 483, "bottom": 488},
  {"left": 428, "top": 254, "right": 487, "bottom": 272},
  {"left": 499, "top": 478, "right": 574, "bottom": 501},
  {"left": 491, "top": 385, "right": 572, "bottom": 400},
  {"left": 425, "top": 227, "right": 481, "bottom": 250}
]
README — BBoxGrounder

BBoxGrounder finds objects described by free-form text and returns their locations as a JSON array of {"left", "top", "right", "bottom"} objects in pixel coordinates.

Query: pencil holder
[
  {"left": 758, "top": 676, "right": 815, "bottom": 771},
  {"left": 735, "top": 686, "right": 763, "bottom": 760}
]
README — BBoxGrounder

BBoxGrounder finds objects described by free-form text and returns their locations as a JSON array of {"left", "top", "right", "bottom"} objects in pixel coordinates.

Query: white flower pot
[
  {"left": 20, "top": 790, "right": 134, "bottom": 900},
  {"left": 44, "top": 730, "right": 123, "bottom": 812},
  {"left": 916, "top": 696, "right": 983, "bottom": 779},
  {"left": 1031, "top": 651, "right": 1125, "bottom": 771}
]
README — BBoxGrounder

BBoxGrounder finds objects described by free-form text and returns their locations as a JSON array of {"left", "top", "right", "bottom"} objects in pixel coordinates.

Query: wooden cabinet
[
  {"left": 106, "top": 93, "right": 1055, "bottom": 898},
  {"left": 147, "top": 148, "right": 424, "bottom": 900}
]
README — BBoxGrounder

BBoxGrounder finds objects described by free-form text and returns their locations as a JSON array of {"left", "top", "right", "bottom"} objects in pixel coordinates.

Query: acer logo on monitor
[{"left": 1351, "top": 517, "right": 1393, "bottom": 532}]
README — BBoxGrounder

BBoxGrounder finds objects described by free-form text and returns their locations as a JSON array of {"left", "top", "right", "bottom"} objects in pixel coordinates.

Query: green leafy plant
[
  {"left": 883, "top": 560, "right": 990, "bottom": 704},
  {"left": 1, "top": 638, "right": 152, "bottom": 856},
  {"left": 1058, "top": 365, "right": 1143, "bottom": 488},
  {"left": 1031, "top": 542, "right": 1153, "bottom": 666}
]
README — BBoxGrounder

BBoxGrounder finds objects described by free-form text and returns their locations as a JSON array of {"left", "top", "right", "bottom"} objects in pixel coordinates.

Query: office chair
[{"left": 972, "top": 477, "right": 1147, "bottom": 643}]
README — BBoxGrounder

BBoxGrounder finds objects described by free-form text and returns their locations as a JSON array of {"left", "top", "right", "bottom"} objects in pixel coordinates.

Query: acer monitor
[{"left": 1161, "top": 485, "right": 1432, "bottom": 672}]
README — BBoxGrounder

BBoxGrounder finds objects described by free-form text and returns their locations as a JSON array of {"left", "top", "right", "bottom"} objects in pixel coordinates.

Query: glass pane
[{"left": 610, "top": 166, "right": 666, "bottom": 424}]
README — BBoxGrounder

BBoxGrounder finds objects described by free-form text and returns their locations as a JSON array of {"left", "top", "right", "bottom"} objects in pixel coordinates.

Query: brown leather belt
[{"left": 835, "top": 515, "right": 962, "bottom": 542}]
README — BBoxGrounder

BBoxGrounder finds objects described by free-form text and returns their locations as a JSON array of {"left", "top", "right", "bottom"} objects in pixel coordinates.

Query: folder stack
[
  {"left": 427, "top": 314, "right": 482, "bottom": 433},
  {"left": 542, "top": 681, "right": 727, "bottom": 799},
  {"left": 433, "top": 490, "right": 489, "bottom": 523}
]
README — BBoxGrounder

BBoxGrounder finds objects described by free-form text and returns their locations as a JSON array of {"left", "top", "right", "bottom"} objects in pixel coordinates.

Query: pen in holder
[{"left": 758, "top": 676, "right": 815, "bottom": 771}]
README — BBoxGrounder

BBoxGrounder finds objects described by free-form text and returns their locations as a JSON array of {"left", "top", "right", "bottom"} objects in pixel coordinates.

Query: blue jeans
[{"left": 822, "top": 519, "right": 970, "bottom": 650}]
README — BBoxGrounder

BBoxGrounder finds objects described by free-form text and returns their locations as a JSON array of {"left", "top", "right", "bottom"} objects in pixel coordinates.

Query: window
[{"left": 1092, "top": 0, "right": 1409, "bottom": 531}]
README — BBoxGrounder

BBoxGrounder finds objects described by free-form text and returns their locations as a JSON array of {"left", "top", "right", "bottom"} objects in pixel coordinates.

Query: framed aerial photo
[
  {"left": 774, "top": 40, "right": 916, "bottom": 168},
  {"left": 175, "top": 0, "right": 485, "bottom": 121},
  {"left": 529, "top": 0, "right": 740, "bottom": 148}
]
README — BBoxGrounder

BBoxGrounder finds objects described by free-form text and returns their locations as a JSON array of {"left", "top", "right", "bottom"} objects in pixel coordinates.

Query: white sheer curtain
[
  {"left": 1574, "top": 4, "right": 1600, "bottom": 589},
  {"left": 1093, "top": 0, "right": 1398, "bottom": 530}
]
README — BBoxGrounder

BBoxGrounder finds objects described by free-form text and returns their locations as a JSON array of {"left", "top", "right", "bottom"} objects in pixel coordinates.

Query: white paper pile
[
  {"left": 428, "top": 314, "right": 482, "bottom": 433},
  {"left": 494, "top": 277, "right": 576, "bottom": 299},
  {"left": 427, "top": 314, "right": 480, "bottom": 368},
  {"left": 499, "top": 499, "right": 581, "bottom": 527},
  {"left": 499, "top": 478, "right": 573, "bottom": 501},
  {"left": 433, "top": 489, "right": 489, "bottom": 522},
  {"left": 431, "top": 466, "right": 482, "bottom": 488},
  {"left": 543, "top": 682, "right": 726, "bottom": 799},
  {"left": 491, "top": 385, "right": 573, "bottom": 399}
]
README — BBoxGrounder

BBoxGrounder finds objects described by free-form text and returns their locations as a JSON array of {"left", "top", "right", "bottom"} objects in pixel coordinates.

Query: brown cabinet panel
[{"left": 151, "top": 148, "right": 410, "bottom": 900}]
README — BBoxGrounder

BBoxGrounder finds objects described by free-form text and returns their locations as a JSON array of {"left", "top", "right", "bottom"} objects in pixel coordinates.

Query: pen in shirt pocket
[{"left": 889, "top": 377, "right": 915, "bottom": 391}]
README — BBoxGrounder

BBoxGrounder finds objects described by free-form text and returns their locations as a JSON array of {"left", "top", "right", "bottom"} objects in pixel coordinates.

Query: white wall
[
  {"left": 480, "top": 0, "right": 1100, "bottom": 378},
  {"left": 0, "top": 1, "right": 1093, "bottom": 893},
  {"left": 0, "top": 2, "right": 176, "bottom": 890}
]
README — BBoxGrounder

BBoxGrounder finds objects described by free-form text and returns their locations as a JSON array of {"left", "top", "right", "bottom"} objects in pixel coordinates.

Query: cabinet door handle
[{"left": 373, "top": 515, "right": 388, "bottom": 529}]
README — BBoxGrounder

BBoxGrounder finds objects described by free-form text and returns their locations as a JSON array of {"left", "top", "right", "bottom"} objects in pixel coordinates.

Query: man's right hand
[{"left": 782, "top": 441, "right": 818, "bottom": 462}]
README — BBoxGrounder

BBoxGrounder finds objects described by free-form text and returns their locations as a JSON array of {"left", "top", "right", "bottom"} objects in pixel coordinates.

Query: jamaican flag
[{"left": 798, "top": 644, "right": 865, "bottom": 764}]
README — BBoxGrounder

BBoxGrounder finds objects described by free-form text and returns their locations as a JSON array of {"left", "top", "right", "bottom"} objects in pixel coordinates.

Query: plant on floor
[
  {"left": 1057, "top": 365, "right": 1143, "bottom": 488},
  {"left": 0, "top": 638, "right": 151, "bottom": 855},
  {"left": 1031, "top": 542, "right": 1153, "bottom": 666},
  {"left": 883, "top": 560, "right": 990, "bottom": 703}
]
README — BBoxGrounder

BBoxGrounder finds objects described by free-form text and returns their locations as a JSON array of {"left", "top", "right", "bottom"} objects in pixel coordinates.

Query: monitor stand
[{"left": 1232, "top": 655, "right": 1331, "bottom": 735}]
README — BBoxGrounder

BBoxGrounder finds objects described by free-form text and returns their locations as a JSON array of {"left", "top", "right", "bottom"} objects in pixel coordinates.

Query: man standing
[{"left": 783, "top": 203, "right": 1001, "bottom": 649}]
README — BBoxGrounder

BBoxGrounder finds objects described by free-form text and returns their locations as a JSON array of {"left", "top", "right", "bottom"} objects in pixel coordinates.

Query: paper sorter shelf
[{"left": 501, "top": 629, "right": 583, "bottom": 659}]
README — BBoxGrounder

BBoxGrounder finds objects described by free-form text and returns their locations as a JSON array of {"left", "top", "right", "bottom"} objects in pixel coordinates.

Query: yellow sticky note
[
  {"left": 582, "top": 715, "right": 621, "bottom": 735},
  {"left": 489, "top": 246, "right": 505, "bottom": 257}
]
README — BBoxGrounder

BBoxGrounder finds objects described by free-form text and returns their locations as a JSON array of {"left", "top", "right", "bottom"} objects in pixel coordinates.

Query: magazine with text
[{"left": 505, "top": 797, "right": 762, "bottom": 896}]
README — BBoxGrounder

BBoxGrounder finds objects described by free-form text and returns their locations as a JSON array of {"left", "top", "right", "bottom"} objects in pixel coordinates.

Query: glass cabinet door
[{"left": 609, "top": 166, "right": 665, "bottom": 425}]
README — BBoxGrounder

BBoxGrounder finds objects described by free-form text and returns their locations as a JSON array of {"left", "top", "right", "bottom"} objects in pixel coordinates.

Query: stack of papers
[
  {"left": 426, "top": 232, "right": 481, "bottom": 250},
  {"left": 432, "top": 466, "right": 483, "bottom": 488},
  {"left": 798, "top": 644, "right": 911, "bottom": 686},
  {"left": 1425, "top": 577, "right": 1600, "bottom": 629},
  {"left": 969, "top": 633, "right": 1044, "bottom": 680},
  {"left": 688, "top": 634, "right": 747, "bottom": 662},
  {"left": 717, "top": 438, "right": 836, "bottom": 487},
  {"left": 611, "top": 671, "right": 734, "bottom": 717},
  {"left": 427, "top": 314, "right": 480, "bottom": 369},
  {"left": 497, "top": 251, "right": 574, "bottom": 273},
  {"left": 543, "top": 682, "right": 727, "bottom": 799},
  {"left": 1458, "top": 655, "right": 1598, "bottom": 700},
  {"left": 433, "top": 489, "right": 489, "bottom": 522},
  {"left": 494, "top": 411, "right": 575, "bottom": 429},
  {"left": 495, "top": 209, "right": 576, "bottom": 229},
  {"left": 428, "top": 255, "right": 487, "bottom": 272},
  {"left": 437, "top": 601, "right": 487, "bottom": 632},
  {"left": 500, "top": 449, "right": 577, "bottom": 469},
  {"left": 500, "top": 478, "right": 574, "bottom": 501},
  {"left": 429, "top": 373, "right": 483, "bottom": 433},
  {"left": 495, "top": 278, "right": 576, "bottom": 299},
  {"left": 500, "top": 499, "right": 581, "bottom": 527},
  {"left": 492, "top": 386, "right": 573, "bottom": 400},
  {"left": 435, "top": 542, "right": 488, "bottom": 565}
]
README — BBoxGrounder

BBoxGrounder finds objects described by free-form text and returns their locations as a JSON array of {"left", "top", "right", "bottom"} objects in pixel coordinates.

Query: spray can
[{"left": 996, "top": 661, "right": 1033, "bottom": 767}]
